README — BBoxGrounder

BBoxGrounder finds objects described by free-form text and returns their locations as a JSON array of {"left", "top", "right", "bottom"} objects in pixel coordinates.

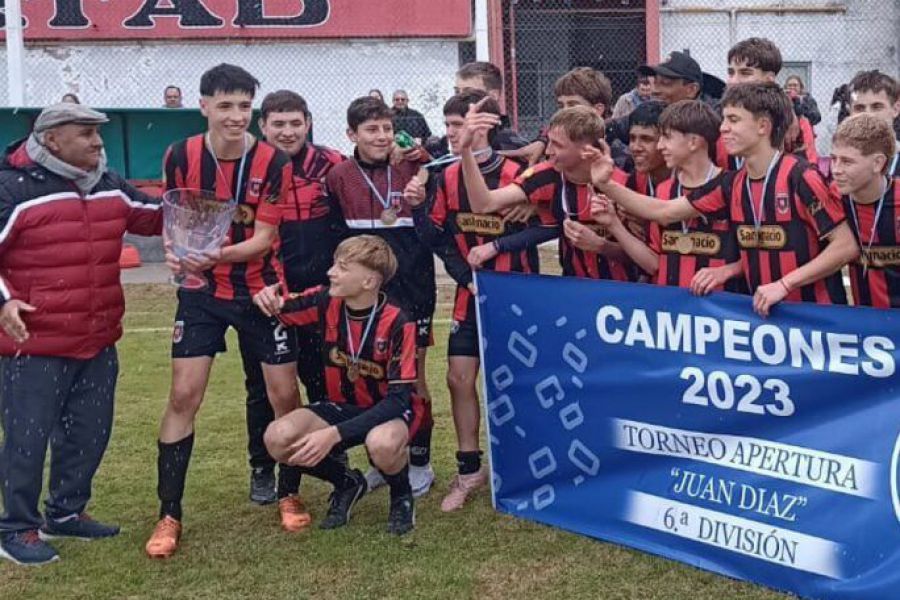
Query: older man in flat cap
[{"left": 0, "top": 103, "right": 162, "bottom": 565}]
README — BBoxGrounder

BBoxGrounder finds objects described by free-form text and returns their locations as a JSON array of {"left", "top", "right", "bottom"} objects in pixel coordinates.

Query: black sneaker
[
  {"left": 0, "top": 530, "right": 59, "bottom": 566},
  {"left": 319, "top": 469, "right": 367, "bottom": 530},
  {"left": 250, "top": 467, "right": 277, "bottom": 505},
  {"left": 386, "top": 493, "right": 415, "bottom": 536},
  {"left": 40, "top": 513, "right": 119, "bottom": 541}
]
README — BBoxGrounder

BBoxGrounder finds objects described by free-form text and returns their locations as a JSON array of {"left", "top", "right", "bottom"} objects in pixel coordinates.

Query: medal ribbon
[
  {"left": 848, "top": 177, "right": 889, "bottom": 278},
  {"left": 344, "top": 302, "right": 379, "bottom": 372}
]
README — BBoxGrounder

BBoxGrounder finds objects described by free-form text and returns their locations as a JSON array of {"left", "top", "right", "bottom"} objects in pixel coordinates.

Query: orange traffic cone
[{"left": 119, "top": 243, "right": 142, "bottom": 269}]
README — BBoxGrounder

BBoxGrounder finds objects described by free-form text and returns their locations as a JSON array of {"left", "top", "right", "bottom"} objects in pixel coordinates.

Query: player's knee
[
  {"left": 167, "top": 385, "right": 203, "bottom": 416},
  {"left": 446, "top": 367, "right": 476, "bottom": 397},
  {"left": 365, "top": 427, "right": 406, "bottom": 466},
  {"left": 263, "top": 419, "right": 294, "bottom": 461}
]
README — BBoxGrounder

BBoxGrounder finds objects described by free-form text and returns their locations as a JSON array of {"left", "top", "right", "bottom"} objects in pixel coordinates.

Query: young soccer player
[
  {"left": 718, "top": 38, "right": 817, "bottom": 168},
  {"left": 589, "top": 82, "right": 859, "bottom": 317},
  {"left": 324, "top": 97, "right": 436, "bottom": 496},
  {"left": 146, "top": 64, "right": 299, "bottom": 558},
  {"left": 848, "top": 71, "right": 900, "bottom": 178},
  {"left": 595, "top": 100, "right": 746, "bottom": 294},
  {"left": 253, "top": 236, "right": 424, "bottom": 536},
  {"left": 830, "top": 113, "right": 900, "bottom": 307},
  {"left": 236, "top": 91, "right": 346, "bottom": 524},
  {"left": 406, "top": 91, "right": 555, "bottom": 511},
  {"left": 461, "top": 103, "right": 654, "bottom": 281}
]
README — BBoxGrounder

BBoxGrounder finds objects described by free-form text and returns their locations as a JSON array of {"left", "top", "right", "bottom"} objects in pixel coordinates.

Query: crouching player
[{"left": 253, "top": 236, "right": 424, "bottom": 535}]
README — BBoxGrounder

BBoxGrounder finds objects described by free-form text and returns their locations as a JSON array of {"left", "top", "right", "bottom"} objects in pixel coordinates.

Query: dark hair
[
  {"left": 61, "top": 93, "right": 80, "bottom": 104},
  {"left": 164, "top": 85, "right": 182, "bottom": 95},
  {"left": 659, "top": 100, "right": 722, "bottom": 160},
  {"left": 629, "top": 100, "right": 666, "bottom": 131},
  {"left": 260, "top": 90, "right": 310, "bottom": 121},
  {"left": 199, "top": 64, "right": 260, "bottom": 98},
  {"left": 554, "top": 67, "right": 613, "bottom": 110},
  {"left": 346, "top": 96, "right": 393, "bottom": 131},
  {"left": 727, "top": 38, "right": 783, "bottom": 75},
  {"left": 722, "top": 82, "right": 792, "bottom": 148},
  {"left": 849, "top": 70, "right": 899, "bottom": 104},
  {"left": 456, "top": 61, "right": 503, "bottom": 92},
  {"left": 444, "top": 90, "right": 502, "bottom": 146}
]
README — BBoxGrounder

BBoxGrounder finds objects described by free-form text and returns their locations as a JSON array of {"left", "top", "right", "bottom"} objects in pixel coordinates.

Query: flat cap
[{"left": 33, "top": 103, "right": 109, "bottom": 134}]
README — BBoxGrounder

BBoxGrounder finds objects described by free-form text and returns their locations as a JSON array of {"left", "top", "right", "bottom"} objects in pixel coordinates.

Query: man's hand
[
  {"left": 0, "top": 299, "right": 36, "bottom": 343},
  {"left": 468, "top": 243, "right": 499, "bottom": 268},
  {"left": 164, "top": 239, "right": 221, "bottom": 275},
  {"left": 467, "top": 281, "right": 477, "bottom": 295},
  {"left": 403, "top": 177, "right": 427, "bottom": 208},
  {"left": 502, "top": 204, "right": 537, "bottom": 224},
  {"left": 581, "top": 140, "right": 615, "bottom": 189},
  {"left": 589, "top": 194, "right": 619, "bottom": 228},
  {"left": 287, "top": 426, "right": 341, "bottom": 467},
  {"left": 690, "top": 267, "right": 725, "bottom": 296},
  {"left": 461, "top": 97, "right": 500, "bottom": 151},
  {"left": 753, "top": 280, "right": 790, "bottom": 318},
  {"left": 563, "top": 219, "right": 606, "bottom": 253},
  {"left": 253, "top": 284, "right": 285, "bottom": 317}
]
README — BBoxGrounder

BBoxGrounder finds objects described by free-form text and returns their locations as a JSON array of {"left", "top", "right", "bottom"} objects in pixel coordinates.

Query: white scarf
[{"left": 26, "top": 134, "right": 107, "bottom": 194}]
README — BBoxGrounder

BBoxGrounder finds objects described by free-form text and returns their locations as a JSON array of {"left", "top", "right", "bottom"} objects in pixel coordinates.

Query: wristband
[{"left": 779, "top": 279, "right": 792, "bottom": 294}]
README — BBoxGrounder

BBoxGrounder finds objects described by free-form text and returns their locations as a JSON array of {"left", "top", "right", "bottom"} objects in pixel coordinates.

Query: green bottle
[{"left": 394, "top": 131, "right": 416, "bottom": 149}]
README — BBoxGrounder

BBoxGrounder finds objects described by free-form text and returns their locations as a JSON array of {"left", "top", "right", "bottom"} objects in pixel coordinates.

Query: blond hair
[
  {"left": 334, "top": 235, "right": 398, "bottom": 283},
  {"left": 833, "top": 113, "right": 897, "bottom": 174},
  {"left": 548, "top": 105, "right": 605, "bottom": 144}
]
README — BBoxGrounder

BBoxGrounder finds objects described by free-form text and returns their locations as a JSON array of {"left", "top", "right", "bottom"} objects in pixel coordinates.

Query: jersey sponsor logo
[
  {"left": 776, "top": 193, "right": 790, "bottom": 216},
  {"left": 172, "top": 320, "right": 184, "bottom": 344},
  {"left": 661, "top": 231, "right": 722, "bottom": 256},
  {"left": 861, "top": 246, "right": 900, "bottom": 269},
  {"left": 456, "top": 212, "right": 504, "bottom": 236},
  {"left": 328, "top": 346, "right": 385, "bottom": 380},
  {"left": 737, "top": 225, "right": 787, "bottom": 250}
]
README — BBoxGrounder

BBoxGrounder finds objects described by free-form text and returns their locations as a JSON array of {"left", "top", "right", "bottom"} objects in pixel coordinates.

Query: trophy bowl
[{"left": 162, "top": 188, "right": 237, "bottom": 290}]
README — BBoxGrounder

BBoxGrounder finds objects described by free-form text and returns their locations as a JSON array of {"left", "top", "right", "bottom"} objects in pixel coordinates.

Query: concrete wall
[
  {"left": 659, "top": 0, "right": 900, "bottom": 153},
  {"left": 0, "top": 39, "right": 460, "bottom": 154}
]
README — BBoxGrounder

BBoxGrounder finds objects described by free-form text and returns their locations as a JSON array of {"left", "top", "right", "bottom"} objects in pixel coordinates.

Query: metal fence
[{"left": 1, "top": 0, "right": 898, "bottom": 156}]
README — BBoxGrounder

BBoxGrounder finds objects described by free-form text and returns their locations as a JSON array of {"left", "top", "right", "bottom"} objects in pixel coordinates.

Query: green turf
[{"left": 0, "top": 284, "right": 788, "bottom": 599}]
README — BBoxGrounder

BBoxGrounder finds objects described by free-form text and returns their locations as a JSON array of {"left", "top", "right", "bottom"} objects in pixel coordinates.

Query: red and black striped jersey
[
  {"left": 163, "top": 134, "right": 291, "bottom": 301},
  {"left": 432, "top": 156, "right": 552, "bottom": 321},
  {"left": 891, "top": 152, "right": 900, "bottom": 179},
  {"left": 688, "top": 154, "right": 847, "bottom": 304},
  {"left": 650, "top": 176, "right": 745, "bottom": 292},
  {"left": 279, "top": 287, "right": 423, "bottom": 409},
  {"left": 842, "top": 178, "right": 900, "bottom": 308},
  {"left": 281, "top": 143, "right": 345, "bottom": 223},
  {"left": 514, "top": 161, "right": 638, "bottom": 281}
]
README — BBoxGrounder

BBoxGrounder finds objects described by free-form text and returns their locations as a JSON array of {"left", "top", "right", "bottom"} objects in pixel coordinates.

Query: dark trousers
[
  {"left": 0, "top": 346, "right": 118, "bottom": 532},
  {"left": 240, "top": 325, "right": 326, "bottom": 471}
]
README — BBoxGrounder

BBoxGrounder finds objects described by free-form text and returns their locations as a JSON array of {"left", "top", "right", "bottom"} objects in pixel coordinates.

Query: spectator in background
[
  {"left": 391, "top": 89, "right": 431, "bottom": 144},
  {"left": 163, "top": 86, "right": 183, "bottom": 108},
  {"left": 61, "top": 93, "right": 80, "bottom": 104},
  {"left": 784, "top": 75, "right": 821, "bottom": 125},
  {"left": 612, "top": 74, "right": 653, "bottom": 120},
  {"left": 368, "top": 89, "right": 385, "bottom": 102}
]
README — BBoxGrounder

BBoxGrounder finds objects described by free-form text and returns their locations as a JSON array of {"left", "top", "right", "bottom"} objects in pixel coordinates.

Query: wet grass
[{"left": 0, "top": 284, "right": 788, "bottom": 599}]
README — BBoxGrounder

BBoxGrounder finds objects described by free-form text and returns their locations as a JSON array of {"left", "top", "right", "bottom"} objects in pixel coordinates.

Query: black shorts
[
  {"left": 448, "top": 315, "right": 480, "bottom": 357},
  {"left": 171, "top": 290, "right": 298, "bottom": 365},
  {"left": 305, "top": 401, "right": 420, "bottom": 449},
  {"left": 415, "top": 315, "right": 434, "bottom": 349}
]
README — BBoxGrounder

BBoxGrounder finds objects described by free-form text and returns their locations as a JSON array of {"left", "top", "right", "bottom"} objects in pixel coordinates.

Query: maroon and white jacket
[{"left": 0, "top": 140, "right": 163, "bottom": 359}]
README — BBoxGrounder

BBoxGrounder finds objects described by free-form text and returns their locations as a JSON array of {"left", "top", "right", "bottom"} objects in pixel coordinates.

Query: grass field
[{"left": 0, "top": 283, "right": 789, "bottom": 600}]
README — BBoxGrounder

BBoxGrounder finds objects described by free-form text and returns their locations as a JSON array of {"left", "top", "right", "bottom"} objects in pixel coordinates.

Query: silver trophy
[{"left": 162, "top": 188, "right": 237, "bottom": 290}]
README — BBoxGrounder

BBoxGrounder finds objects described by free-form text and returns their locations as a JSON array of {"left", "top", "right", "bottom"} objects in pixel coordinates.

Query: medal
[
  {"left": 745, "top": 151, "right": 782, "bottom": 232},
  {"left": 206, "top": 132, "right": 249, "bottom": 204},
  {"left": 380, "top": 207, "right": 398, "bottom": 225},
  {"left": 675, "top": 234, "right": 694, "bottom": 255},
  {"left": 343, "top": 299, "right": 379, "bottom": 384},
  {"left": 848, "top": 176, "right": 889, "bottom": 279}
]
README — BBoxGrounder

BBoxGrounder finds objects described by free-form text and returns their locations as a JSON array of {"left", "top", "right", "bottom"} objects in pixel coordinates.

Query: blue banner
[{"left": 475, "top": 271, "right": 900, "bottom": 600}]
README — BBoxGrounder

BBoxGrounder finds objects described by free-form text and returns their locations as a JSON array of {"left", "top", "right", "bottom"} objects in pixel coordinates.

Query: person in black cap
[{"left": 639, "top": 51, "right": 705, "bottom": 105}]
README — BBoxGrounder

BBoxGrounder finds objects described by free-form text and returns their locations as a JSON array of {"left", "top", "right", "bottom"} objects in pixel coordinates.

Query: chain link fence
[{"left": 1, "top": 0, "right": 897, "bottom": 155}]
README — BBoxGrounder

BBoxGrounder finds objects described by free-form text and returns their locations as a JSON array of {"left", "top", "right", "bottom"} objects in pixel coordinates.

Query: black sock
[
  {"left": 277, "top": 464, "right": 302, "bottom": 499},
  {"left": 157, "top": 433, "right": 194, "bottom": 521},
  {"left": 409, "top": 424, "right": 432, "bottom": 467},
  {"left": 382, "top": 465, "right": 412, "bottom": 500},
  {"left": 300, "top": 455, "right": 354, "bottom": 489},
  {"left": 456, "top": 450, "right": 482, "bottom": 475}
]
